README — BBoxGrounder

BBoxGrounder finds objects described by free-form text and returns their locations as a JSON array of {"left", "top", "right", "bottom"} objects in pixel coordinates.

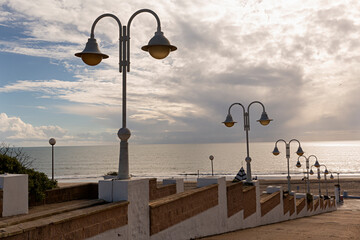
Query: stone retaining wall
[
  {"left": 1, "top": 201, "right": 128, "bottom": 240},
  {"left": 149, "top": 184, "right": 218, "bottom": 235},
  {"left": 149, "top": 179, "right": 177, "bottom": 201},
  {"left": 260, "top": 192, "right": 280, "bottom": 217},
  {"left": 29, "top": 183, "right": 98, "bottom": 207},
  {"left": 226, "top": 182, "right": 244, "bottom": 217},
  {"left": 243, "top": 186, "right": 256, "bottom": 219}
]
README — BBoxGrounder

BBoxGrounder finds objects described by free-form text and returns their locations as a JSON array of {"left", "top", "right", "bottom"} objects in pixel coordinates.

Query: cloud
[
  {"left": 0, "top": 112, "right": 67, "bottom": 141},
  {"left": 0, "top": 0, "right": 359, "bottom": 146}
]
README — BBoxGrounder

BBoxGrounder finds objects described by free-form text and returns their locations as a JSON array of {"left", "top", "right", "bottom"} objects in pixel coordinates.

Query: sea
[{"left": 19, "top": 141, "right": 360, "bottom": 182}]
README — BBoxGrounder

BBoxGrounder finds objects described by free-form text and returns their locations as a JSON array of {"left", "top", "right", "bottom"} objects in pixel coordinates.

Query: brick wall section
[
  {"left": 324, "top": 199, "right": 329, "bottom": 209},
  {"left": 243, "top": 186, "right": 256, "bottom": 219},
  {"left": 1, "top": 201, "right": 128, "bottom": 240},
  {"left": 260, "top": 192, "right": 280, "bottom": 217},
  {"left": 149, "top": 178, "right": 177, "bottom": 201},
  {"left": 29, "top": 183, "right": 98, "bottom": 207},
  {"left": 296, "top": 198, "right": 305, "bottom": 213},
  {"left": 0, "top": 189, "right": 2, "bottom": 218},
  {"left": 226, "top": 182, "right": 244, "bottom": 217},
  {"left": 149, "top": 184, "right": 218, "bottom": 235},
  {"left": 314, "top": 199, "right": 319, "bottom": 210}
]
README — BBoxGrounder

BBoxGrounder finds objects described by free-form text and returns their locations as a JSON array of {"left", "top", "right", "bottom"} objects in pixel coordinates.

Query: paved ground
[{"left": 200, "top": 199, "right": 360, "bottom": 240}]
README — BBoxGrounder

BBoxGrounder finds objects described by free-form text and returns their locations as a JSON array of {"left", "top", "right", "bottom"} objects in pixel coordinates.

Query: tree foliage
[{"left": 0, "top": 147, "right": 57, "bottom": 202}]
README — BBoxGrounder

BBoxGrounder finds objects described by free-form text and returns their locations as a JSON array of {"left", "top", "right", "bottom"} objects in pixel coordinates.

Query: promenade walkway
[{"left": 200, "top": 199, "right": 360, "bottom": 239}]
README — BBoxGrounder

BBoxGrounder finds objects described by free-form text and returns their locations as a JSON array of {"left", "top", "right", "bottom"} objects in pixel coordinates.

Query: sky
[{"left": 0, "top": 0, "right": 359, "bottom": 147}]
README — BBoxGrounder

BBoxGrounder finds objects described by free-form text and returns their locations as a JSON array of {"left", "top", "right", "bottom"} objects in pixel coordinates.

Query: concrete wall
[
  {"left": 91, "top": 177, "right": 337, "bottom": 240},
  {"left": 30, "top": 183, "right": 98, "bottom": 206},
  {"left": 0, "top": 174, "right": 28, "bottom": 217}
]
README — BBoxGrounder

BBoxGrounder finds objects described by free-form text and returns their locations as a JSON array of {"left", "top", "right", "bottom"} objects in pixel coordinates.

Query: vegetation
[{"left": 0, "top": 144, "right": 57, "bottom": 202}]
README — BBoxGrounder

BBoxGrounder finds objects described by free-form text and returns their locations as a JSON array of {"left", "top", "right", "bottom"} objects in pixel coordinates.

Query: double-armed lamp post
[
  {"left": 75, "top": 9, "right": 177, "bottom": 179},
  {"left": 272, "top": 139, "right": 304, "bottom": 193},
  {"left": 310, "top": 164, "right": 331, "bottom": 197},
  {"left": 223, "top": 101, "right": 272, "bottom": 183},
  {"left": 296, "top": 155, "right": 320, "bottom": 194}
]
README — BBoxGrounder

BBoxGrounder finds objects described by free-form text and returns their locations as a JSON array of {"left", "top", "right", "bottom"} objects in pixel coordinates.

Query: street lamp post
[
  {"left": 209, "top": 155, "right": 214, "bottom": 176},
  {"left": 296, "top": 154, "right": 320, "bottom": 194},
  {"left": 318, "top": 164, "right": 330, "bottom": 196},
  {"left": 49, "top": 138, "right": 56, "bottom": 181},
  {"left": 75, "top": 10, "right": 177, "bottom": 179},
  {"left": 310, "top": 162, "right": 327, "bottom": 197},
  {"left": 272, "top": 139, "right": 304, "bottom": 193},
  {"left": 222, "top": 101, "right": 272, "bottom": 184}
]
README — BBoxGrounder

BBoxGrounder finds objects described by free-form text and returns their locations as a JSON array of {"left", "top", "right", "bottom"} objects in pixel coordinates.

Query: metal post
[
  {"left": 306, "top": 158, "right": 310, "bottom": 194},
  {"left": 209, "top": 155, "right": 214, "bottom": 176},
  {"left": 245, "top": 127, "right": 252, "bottom": 183},
  {"left": 51, "top": 145, "right": 54, "bottom": 181},
  {"left": 324, "top": 173, "right": 328, "bottom": 196},
  {"left": 285, "top": 143, "right": 291, "bottom": 193},
  {"left": 317, "top": 168, "right": 321, "bottom": 197}
]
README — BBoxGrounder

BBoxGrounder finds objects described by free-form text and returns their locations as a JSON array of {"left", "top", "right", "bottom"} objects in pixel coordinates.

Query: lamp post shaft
[
  {"left": 245, "top": 127, "right": 252, "bottom": 183},
  {"left": 317, "top": 168, "right": 321, "bottom": 196},
  {"left": 306, "top": 158, "right": 310, "bottom": 194},
  {"left": 211, "top": 160, "right": 214, "bottom": 176},
  {"left": 324, "top": 173, "right": 328, "bottom": 196},
  {"left": 51, "top": 145, "right": 54, "bottom": 181}
]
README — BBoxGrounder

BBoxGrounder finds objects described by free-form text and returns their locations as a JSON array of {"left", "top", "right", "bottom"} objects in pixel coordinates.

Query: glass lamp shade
[
  {"left": 49, "top": 138, "right": 56, "bottom": 146},
  {"left": 314, "top": 160, "right": 320, "bottom": 168},
  {"left": 310, "top": 169, "right": 314, "bottom": 175},
  {"left": 222, "top": 114, "right": 236, "bottom": 127},
  {"left": 330, "top": 174, "right": 334, "bottom": 179},
  {"left": 81, "top": 53, "right": 103, "bottom": 66},
  {"left": 296, "top": 146, "right": 304, "bottom": 156},
  {"left": 148, "top": 46, "right": 171, "bottom": 59},
  {"left": 325, "top": 169, "right": 329, "bottom": 174},
  {"left": 257, "top": 112, "right": 273, "bottom": 126},
  {"left": 272, "top": 146, "right": 280, "bottom": 156},
  {"left": 296, "top": 160, "right": 301, "bottom": 168},
  {"left": 141, "top": 31, "right": 177, "bottom": 60},
  {"left": 75, "top": 38, "right": 109, "bottom": 66}
]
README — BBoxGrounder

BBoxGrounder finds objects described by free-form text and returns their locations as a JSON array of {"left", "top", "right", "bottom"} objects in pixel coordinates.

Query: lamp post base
[{"left": 117, "top": 128, "right": 131, "bottom": 180}]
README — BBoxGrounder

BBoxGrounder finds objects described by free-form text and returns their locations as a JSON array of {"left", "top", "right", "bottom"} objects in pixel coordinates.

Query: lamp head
[
  {"left": 209, "top": 155, "right": 214, "bottom": 161},
  {"left": 257, "top": 111, "right": 273, "bottom": 126},
  {"left": 296, "top": 160, "right": 301, "bottom": 168},
  {"left": 222, "top": 113, "right": 236, "bottom": 127},
  {"left": 325, "top": 169, "right": 329, "bottom": 175},
  {"left": 314, "top": 160, "right": 320, "bottom": 168},
  {"left": 75, "top": 38, "right": 109, "bottom": 66},
  {"left": 272, "top": 146, "right": 280, "bottom": 156},
  {"left": 296, "top": 146, "right": 304, "bottom": 156},
  {"left": 310, "top": 169, "right": 314, "bottom": 175},
  {"left": 141, "top": 31, "right": 177, "bottom": 59},
  {"left": 330, "top": 173, "right": 334, "bottom": 179},
  {"left": 49, "top": 138, "right": 56, "bottom": 146}
]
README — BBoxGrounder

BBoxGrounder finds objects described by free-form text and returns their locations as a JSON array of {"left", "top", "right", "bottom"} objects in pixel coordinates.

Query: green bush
[{"left": 0, "top": 153, "right": 57, "bottom": 202}]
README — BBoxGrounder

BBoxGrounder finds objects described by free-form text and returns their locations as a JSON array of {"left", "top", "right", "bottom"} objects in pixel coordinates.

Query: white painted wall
[
  {"left": 163, "top": 178, "right": 184, "bottom": 193},
  {"left": 260, "top": 186, "right": 283, "bottom": 225},
  {"left": 0, "top": 174, "right": 28, "bottom": 217},
  {"left": 91, "top": 177, "right": 337, "bottom": 240}
]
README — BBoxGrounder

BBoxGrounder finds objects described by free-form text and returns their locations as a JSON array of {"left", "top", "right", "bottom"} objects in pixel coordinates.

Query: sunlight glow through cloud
[{"left": 0, "top": 0, "right": 359, "bottom": 146}]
